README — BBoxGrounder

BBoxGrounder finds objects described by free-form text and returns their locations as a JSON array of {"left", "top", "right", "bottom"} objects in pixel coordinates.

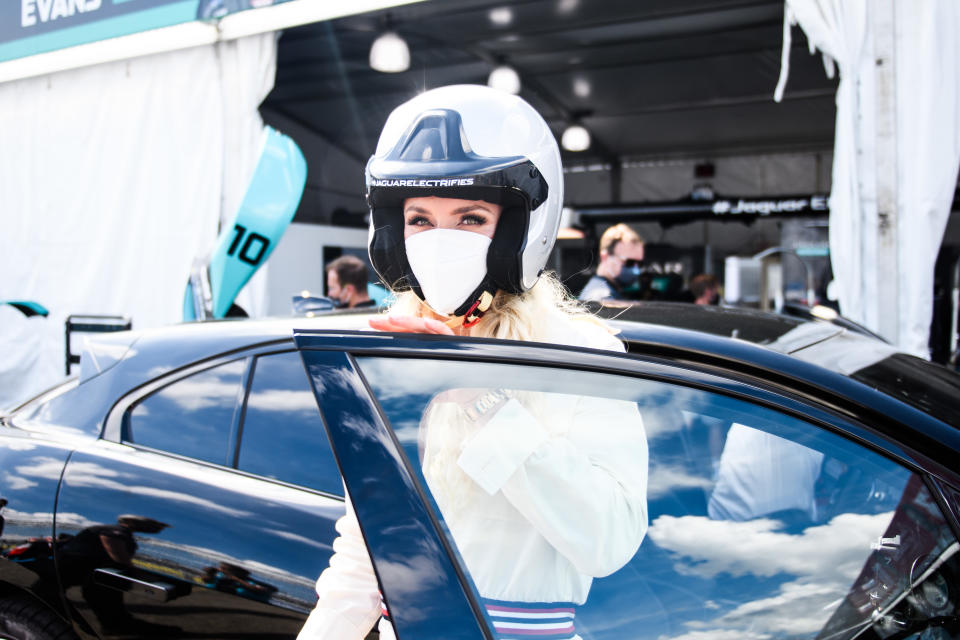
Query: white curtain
[
  {"left": 0, "top": 33, "right": 277, "bottom": 407},
  {"left": 894, "top": 4, "right": 960, "bottom": 356},
  {"left": 777, "top": 0, "right": 960, "bottom": 357},
  {"left": 0, "top": 306, "right": 62, "bottom": 412}
]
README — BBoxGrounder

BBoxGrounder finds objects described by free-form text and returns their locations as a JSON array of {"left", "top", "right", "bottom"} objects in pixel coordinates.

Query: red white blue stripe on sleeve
[{"left": 483, "top": 599, "right": 577, "bottom": 639}]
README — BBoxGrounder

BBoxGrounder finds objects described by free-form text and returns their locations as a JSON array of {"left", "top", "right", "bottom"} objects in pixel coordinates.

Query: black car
[{"left": 1, "top": 305, "right": 959, "bottom": 640}]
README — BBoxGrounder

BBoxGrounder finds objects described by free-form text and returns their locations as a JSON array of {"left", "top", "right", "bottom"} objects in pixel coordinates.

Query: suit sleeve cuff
[{"left": 457, "top": 398, "right": 548, "bottom": 495}]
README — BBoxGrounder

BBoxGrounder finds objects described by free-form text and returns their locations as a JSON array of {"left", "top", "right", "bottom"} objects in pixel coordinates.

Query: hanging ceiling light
[
  {"left": 488, "top": 7, "right": 513, "bottom": 26},
  {"left": 561, "top": 124, "right": 591, "bottom": 152},
  {"left": 573, "top": 77, "right": 591, "bottom": 98},
  {"left": 369, "top": 31, "right": 409, "bottom": 73},
  {"left": 487, "top": 65, "right": 521, "bottom": 94}
]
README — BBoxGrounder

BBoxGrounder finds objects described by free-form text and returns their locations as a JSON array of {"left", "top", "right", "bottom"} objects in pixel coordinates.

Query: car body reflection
[{"left": 54, "top": 450, "right": 342, "bottom": 638}]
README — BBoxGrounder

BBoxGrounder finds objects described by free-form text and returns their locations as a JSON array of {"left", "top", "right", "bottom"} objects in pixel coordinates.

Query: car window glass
[
  {"left": 126, "top": 359, "right": 245, "bottom": 465},
  {"left": 357, "top": 357, "right": 959, "bottom": 640},
  {"left": 237, "top": 351, "right": 342, "bottom": 496}
]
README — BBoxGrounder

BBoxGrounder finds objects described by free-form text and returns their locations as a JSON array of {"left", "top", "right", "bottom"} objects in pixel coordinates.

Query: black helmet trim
[{"left": 368, "top": 161, "right": 548, "bottom": 210}]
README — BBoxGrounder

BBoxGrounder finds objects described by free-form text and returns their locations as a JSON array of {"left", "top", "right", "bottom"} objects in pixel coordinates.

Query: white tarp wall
[
  {"left": 0, "top": 33, "right": 276, "bottom": 409},
  {"left": 778, "top": 0, "right": 960, "bottom": 357}
]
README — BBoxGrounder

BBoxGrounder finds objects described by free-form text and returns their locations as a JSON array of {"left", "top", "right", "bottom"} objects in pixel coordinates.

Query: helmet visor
[{"left": 367, "top": 108, "right": 548, "bottom": 211}]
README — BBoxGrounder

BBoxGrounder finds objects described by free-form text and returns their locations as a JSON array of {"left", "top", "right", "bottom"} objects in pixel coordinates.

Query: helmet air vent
[{"left": 393, "top": 110, "right": 470, "bottom": 163}]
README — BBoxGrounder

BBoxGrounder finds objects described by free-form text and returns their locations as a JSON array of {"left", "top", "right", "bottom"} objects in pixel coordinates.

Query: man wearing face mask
[
  {"left": 325, "top": 255, "right": 376, "bottom": 309},
  {"left": 578, "top": 223, "right": 646, "bottom": 302}
]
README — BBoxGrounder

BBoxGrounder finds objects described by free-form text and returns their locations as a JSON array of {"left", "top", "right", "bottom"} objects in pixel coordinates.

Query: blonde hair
[
  {"left": 599, "top": 223, "right": 644, "bottom": 255},
  {"left": 387, "top": 272, "right": 616, "bottom": 342}
]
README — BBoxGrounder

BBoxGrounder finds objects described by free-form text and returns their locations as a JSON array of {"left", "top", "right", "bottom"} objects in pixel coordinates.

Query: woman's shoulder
[{"left": 541, "top": 313, "right": 626, "bottom": 353}]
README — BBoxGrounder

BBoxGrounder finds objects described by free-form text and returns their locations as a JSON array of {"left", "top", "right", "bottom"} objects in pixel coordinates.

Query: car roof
[
  {"left": 76, "top": 310, "right": 376, "bottom": 382},
  {"left": 92, "top": 302, "right": 846, "bottom": 364},
  {"left": 77, "top": 303, "right": 959, "bottom": 428}
]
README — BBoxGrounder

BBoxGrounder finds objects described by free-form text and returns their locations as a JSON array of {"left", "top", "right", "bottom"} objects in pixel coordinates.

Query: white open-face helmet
[{"left": 366, "top": 84, "right": 563, "bottom": 318}]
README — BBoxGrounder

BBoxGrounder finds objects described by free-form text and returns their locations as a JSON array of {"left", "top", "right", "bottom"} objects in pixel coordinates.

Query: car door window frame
[
  {"left": 296, "top": 346, "right": 494, "bottom": 640},
  {"left": 292, "top": 329, "right": 960, "bottom": 639},
  {"left": 352, "top": 353, "right": 960, "bottom": 640}
]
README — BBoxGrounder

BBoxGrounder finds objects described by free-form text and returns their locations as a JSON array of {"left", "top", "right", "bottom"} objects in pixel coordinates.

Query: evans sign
[
  {"left": 21, "top": 0, "right": 105, "bottom": 28},
  {"left": 0, "top": 0, "right": 199, "bottom": 64},
  {"left": 0, "top": 0, "right": 302, "bottom": 65}
]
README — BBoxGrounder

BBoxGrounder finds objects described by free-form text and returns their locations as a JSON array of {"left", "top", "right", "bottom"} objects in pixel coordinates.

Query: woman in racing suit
[{"left": 297, "top": 84, "right": 648, "bottom": 640}]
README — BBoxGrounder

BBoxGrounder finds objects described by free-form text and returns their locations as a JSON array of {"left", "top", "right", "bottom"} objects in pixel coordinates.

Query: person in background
[
  {"left": 578, "top": 223, "right": 645, "bottom": 302},
  {"left": 690, "top": 273, "right": 720, "bottom": 305},
  {"left": 325, "top": 255, "right": 376, "bottom": 309}
]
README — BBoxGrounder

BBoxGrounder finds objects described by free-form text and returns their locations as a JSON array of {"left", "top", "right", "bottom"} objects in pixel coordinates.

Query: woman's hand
[{"left": 369, "top": 315, "right": 455, "bottom": 335}]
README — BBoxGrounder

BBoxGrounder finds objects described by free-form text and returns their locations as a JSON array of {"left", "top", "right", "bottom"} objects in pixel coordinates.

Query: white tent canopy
[
  {"left": 0, "top": 0, "right": 426, "bottom": 409},
  {"left": 778, "top": 0, "right": 960, "bottom": 357},
  {"left": 0, "top": 33, "right": 276, "bottom": 407}
]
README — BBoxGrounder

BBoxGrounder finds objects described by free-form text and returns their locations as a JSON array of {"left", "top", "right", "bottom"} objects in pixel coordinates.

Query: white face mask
[{"left": 405, "top": 229, "right": 491, "bottom": 316}]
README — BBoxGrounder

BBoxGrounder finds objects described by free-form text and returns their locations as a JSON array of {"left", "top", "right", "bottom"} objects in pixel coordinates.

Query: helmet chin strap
[{"left": 442, "top": 290, "right": 494, "bottom": 329}]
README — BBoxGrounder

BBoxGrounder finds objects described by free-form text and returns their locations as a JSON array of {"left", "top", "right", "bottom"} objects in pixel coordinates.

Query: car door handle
[{"left": 92, "top": 568, "right": 181, "bottom": 602}]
